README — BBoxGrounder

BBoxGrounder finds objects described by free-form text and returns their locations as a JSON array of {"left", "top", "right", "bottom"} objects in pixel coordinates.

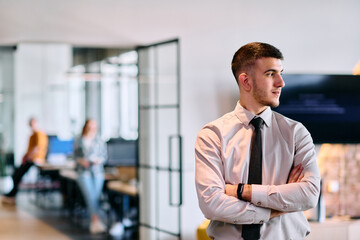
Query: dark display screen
[{"left": 274, "top": 74, "right": 360, "bottom": 143}]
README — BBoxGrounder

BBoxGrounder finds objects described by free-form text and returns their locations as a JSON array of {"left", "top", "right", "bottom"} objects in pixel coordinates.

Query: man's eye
[{"left": 267, "top": 72, "right": 274, "bottom": 77}]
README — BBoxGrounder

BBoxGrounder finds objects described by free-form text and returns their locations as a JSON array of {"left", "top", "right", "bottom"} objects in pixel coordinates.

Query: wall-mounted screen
[{"left": 274, "top": 74, "right": 360, "bottom": 143}]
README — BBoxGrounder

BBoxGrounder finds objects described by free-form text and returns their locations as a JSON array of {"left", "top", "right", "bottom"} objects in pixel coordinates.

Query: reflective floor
[{"left": 0, "top": 191, "right": 136, "bottom": 240}]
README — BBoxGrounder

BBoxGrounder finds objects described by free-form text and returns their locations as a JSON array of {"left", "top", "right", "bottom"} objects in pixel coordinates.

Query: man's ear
[{"left": 238, "top": 73, "right": 251, "bottom": 92}]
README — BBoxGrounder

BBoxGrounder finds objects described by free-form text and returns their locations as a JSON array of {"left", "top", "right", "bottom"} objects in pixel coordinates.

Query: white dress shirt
[{"left": 195, "top": 102, "right": 321, "bottom": 240}]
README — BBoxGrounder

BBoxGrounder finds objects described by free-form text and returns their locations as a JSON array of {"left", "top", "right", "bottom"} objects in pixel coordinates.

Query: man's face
[{"left": 249, "top": 57, "right": 285, "bottom": 108}]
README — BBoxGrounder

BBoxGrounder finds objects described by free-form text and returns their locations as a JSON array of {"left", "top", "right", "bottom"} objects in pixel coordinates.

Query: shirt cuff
[
  {"left": 250, "top": 203, "right": 271, "bottom": 224},
  {"left": 251, "top": 184, "right": 270, "bottom": 208}
]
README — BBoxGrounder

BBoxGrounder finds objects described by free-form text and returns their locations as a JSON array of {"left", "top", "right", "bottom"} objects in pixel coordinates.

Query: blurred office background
[{"left": 0, "top": 0, "right": 360, "bottom": 239}]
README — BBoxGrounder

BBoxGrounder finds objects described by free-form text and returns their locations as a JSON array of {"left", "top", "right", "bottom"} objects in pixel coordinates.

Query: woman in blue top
[{"left": 74, "top": 119, "right": 107, "bottom": 234}]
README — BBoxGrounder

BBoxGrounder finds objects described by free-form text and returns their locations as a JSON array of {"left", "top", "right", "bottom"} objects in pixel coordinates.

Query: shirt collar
[{"left": 234, "top": 101, "right": 272, "bottom": 128}]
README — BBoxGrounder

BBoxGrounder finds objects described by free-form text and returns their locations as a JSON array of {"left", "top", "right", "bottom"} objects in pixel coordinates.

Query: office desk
[
  {"left": 59, "top": 169, "right": 77, "bottom": 180},
  {"left": 58, "top": 166, "right": 139, "bottom": 231},
  {"left": 106, "top": 180, "right": 138, "bottom": 232},
  {"left": 34, "top": 162, "right": 75, "bottom": 207},
  {"left": 59, "top": 169, "right": 83, "bottom": 217},
  {"left": 37, "top": 161, "right": 75, "bottom": 171},
  {"left": 59, "top": 169, "right": 120, "bottom": 219},
  {"left": 107, "top": 180, "right": 137, "bottom": 197},
  {"left": 59, "top": 169, "right": 119, "bottom": 181}
]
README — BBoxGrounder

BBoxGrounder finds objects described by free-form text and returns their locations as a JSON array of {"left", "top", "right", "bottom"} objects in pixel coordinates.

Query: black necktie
[{"left": 242, "top": 117, "right": 264, "bottom": 240}]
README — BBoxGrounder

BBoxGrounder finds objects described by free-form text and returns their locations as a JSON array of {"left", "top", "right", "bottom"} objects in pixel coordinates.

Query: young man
[
  {"left": 2, "top": 118, "right": 48, "bottom": 204},
  {"left": 195, "top": 42, "right": 321, "bottom": 239}
]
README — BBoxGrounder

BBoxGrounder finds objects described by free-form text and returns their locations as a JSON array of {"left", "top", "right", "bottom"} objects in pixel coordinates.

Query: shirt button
[
  {"left": 283, "top": 205, "right": 287, "bottom": 209},
  {"left": 257, "top": 201, "right": 262, "bottom": 206},
  {"left": 259, "top": 220, "right": 264, "bottom": 224}
]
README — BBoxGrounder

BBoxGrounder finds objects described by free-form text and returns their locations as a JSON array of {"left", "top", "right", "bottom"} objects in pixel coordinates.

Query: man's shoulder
[
  {"left": 202, "top": 110, "right": 238, "bottom": 129},
  {"left": 272, "top": 110, "right": 310, "bottom": 136},
  {"left": 197, "top": 110, "right": 238, "bottom": 138},
  {"left": 272, "top": 110, "right": 302, "bottom": 126}
]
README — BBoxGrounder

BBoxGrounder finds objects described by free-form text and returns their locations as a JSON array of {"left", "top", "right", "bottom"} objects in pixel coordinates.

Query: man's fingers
[
  {"left": 288, "top": 164, "right": 304, "bottom": 183},
  {"left": 297, "top": 173, "right": 304, "bottom": 182},
  {"left": 293, "top": 165, "right": 302, "bottom": 178},
  {"left": 289, "top": 164, "right": 301, "bottom": 178}
]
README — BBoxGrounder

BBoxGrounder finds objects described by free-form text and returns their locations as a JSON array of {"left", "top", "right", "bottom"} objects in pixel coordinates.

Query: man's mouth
[{"left": 273, "top": 90, "right": 281, "bottom": 97}]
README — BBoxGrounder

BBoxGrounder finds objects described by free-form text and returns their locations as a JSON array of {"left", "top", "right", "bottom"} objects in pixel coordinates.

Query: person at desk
[
  {"left": 74, "top": 119, "right": 107, "bottom": 234},
  {"left": 2, "top": 118, "right": 48, "bottom": 204}
]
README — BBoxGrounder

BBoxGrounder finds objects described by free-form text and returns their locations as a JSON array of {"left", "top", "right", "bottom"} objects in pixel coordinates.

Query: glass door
[
  {"left": 137, "top": 39, "right": 182, "bottom": 240},
  {"left": 0, "top": 47, "right": 15, "bottom": 178}
]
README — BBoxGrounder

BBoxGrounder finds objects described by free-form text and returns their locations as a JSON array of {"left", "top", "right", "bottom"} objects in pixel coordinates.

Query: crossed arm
[
  {"left": 195, "top": 125, "right": 321, "bottom": 224},
  {"left": 225, "top": 164, "right": 305, "bottom": 219}
]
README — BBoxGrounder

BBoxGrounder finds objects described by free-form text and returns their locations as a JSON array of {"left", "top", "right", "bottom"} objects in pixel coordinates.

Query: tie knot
[{"left": 250, "top": 117, "right": 264, "bottom": 130}]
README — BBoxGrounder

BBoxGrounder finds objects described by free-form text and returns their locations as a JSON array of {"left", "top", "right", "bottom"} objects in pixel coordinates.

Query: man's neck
[{"left": 239, "top": 100, "right": 267, "bottom": 115}]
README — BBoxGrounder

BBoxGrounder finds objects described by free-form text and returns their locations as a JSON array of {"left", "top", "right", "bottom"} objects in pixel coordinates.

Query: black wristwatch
[{"left": 237, "top": 183, "right": 245, "bottom": 201}]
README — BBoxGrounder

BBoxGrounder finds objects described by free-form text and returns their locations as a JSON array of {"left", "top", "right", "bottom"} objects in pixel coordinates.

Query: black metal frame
[{"left": 137, "top": 38, "right": 182, "bottom": 239}]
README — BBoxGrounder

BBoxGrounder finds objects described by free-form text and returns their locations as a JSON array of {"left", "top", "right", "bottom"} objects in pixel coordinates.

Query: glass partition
[
  {"left": 0, "top": 47, "right": 15, "bottom": 176},
  {"left": 67, "top": 50, "right": 138, "bottom": 141}
]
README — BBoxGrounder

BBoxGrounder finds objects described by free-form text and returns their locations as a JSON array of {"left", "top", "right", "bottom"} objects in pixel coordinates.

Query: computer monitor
[
  {"left": 46, "top": 135, "right": 74, "bottom": 165},
  {"left": 106, "top": 138, "right": 138, "bottom": 167},
  {"left": 47, "top": 135, "right": 74, "bottom": 156}
]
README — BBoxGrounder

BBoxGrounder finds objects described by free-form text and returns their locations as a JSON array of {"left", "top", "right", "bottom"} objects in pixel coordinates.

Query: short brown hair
[{"left": 231, "top": 42, "right": 284, "bottom": 84}]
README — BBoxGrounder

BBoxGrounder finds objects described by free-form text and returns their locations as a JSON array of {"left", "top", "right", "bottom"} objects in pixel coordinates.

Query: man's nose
[{"left": 277, "top": 74, "right": 285, "bottom": 88}]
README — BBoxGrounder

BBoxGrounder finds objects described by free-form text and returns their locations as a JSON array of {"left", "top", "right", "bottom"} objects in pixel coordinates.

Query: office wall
[{"left": 179, "top": 1, "right": 360, "bottom": 238}]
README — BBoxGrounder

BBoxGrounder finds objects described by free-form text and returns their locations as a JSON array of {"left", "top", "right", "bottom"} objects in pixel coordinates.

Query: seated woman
[{"left": 74, "top": 119, "right": 107, "bottom": 234}]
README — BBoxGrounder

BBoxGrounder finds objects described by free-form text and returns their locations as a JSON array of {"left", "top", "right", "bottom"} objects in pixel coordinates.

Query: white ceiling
[
  {"left": 0, "top": 0, "right": 220, "bottom": 48},
  {"left": 1, "top": 0, "right": 360, "bottom": 74}
]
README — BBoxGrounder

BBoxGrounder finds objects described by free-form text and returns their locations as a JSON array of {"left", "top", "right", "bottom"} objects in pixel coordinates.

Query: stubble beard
[{"left": 253, "top": 79, "right": 280, "bottom": 108}]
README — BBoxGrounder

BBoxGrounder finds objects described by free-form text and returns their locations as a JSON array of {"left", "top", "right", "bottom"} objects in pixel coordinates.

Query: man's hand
[
  {"left": 287, "top": 164, "right": 304, "bottom": 183},
  {"left": 224, "top": 164, "right": 304, "bottom": 221},
  {"left": 225, "top": 164, "right": 304, "bottom": 200},
  {"left": 270, "top": 209, "right": 285, "bottom": 219},
  {"left": 225, "top": 184, "right": 237, "bottom": 198}
]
